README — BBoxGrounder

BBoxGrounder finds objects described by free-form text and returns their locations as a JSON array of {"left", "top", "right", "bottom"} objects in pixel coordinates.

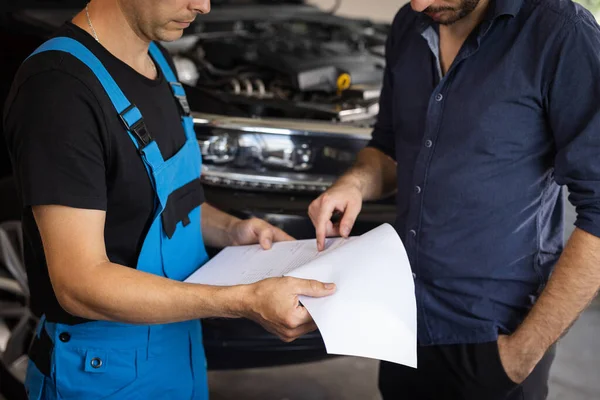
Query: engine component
[
  {"left": 172, "top": 56, "right": 199, "bottom": 86},
  {"left": 172, "top": 17, "right": 386, "bottom": 122}
]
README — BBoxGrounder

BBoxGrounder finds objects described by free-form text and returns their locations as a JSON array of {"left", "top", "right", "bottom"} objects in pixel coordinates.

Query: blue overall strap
[
  {"left": 148, "top": 42, "right": 191, "bottom": 116},
  {"left": 27, "top": 37, "right": 153, "bottom": 151}
]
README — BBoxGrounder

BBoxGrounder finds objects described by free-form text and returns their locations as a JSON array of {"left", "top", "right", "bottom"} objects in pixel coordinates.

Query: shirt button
[
  {"left": 425, "top": 139, "right": 433, "bottom": 148},
  {"left": 435, "top": 93, "right": 443, "bottom": 102},
  {"left": 409, "top": 229, "right": 417, "bottom": 237},
  {"left": 59, "top": 332, "right": 71, "bottom": 343},
  {"left": 412, "top": 272, "right": 417, "bottom": 279},
  {"left": 415, "top": 186, "right": 421, "bottom": 194}
]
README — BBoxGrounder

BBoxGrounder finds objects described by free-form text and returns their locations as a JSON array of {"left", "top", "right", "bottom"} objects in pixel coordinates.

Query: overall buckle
[
  {"left": 170, "top": 82, "right": 191, "bottom": 116},
  {"left": 119, "top": 104, "right": 153, "bottom": 149}
]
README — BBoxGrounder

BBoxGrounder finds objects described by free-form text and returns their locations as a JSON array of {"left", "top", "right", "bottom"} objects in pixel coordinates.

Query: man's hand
[
  {"left": 308, "top": 180, "right": 363, "bottom": 251},
  {"left": 242, "top": 277, "right": 336, "bottom": 342},
  {"left": 228, "top": 217, "right": 294, "bottom": 249},
  {"left": 496, "top": 229, "right": 600, "bottom": 387},
  {"left": 497, "top": 334, "right": 543, "bottom": 384},
  {"left": 307, "top": 146, "right": 396, "bottom": 251}
]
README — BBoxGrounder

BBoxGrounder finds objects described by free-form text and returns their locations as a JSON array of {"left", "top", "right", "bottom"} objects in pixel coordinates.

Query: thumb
[
  {"left": 296, "top": 279, "right": 336, "bottom": 298},
  {"left": 259, "top": 228, "right": 274, "bottom": 250}
]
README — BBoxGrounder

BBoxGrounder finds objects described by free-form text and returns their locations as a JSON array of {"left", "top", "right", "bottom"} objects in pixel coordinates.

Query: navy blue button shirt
[{"left": 369, "top": 0, "right": 600, "bottom": 345}]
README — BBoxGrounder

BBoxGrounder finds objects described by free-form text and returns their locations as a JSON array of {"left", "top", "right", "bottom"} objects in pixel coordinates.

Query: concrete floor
[{"left": 209, "top": 297, "right": 600, "bottom": 400}]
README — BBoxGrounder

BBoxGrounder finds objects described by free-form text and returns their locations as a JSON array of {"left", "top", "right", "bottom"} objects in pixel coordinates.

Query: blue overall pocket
[
  {"left": 160, "top": 178, "right": 208, "bottom": 281},
  {"left": 161, "top": 178, "right": 205, "bottom": 240},
  {"left": 54, "top": 346, "right": 138, "bottom": 399}
]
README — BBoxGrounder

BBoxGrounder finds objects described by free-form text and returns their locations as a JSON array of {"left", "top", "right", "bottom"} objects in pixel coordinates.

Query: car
[{"left": 0, "top": 1, "right": 395, "bottom": 398}]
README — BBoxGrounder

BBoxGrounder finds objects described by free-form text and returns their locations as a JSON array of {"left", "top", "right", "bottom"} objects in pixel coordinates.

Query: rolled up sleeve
[{"left": 548, "top": 13, "right": 600, "bottom": 238}]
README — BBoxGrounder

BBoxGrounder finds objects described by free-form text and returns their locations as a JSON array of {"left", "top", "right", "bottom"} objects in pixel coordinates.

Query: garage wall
[{"left": 308, "top": 0, "right": 407, "bottom": 22}]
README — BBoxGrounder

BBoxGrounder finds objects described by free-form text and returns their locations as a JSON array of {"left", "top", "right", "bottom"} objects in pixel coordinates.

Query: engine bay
[{"left": 166, "top": 15, "right": 387, "bottom": 123}]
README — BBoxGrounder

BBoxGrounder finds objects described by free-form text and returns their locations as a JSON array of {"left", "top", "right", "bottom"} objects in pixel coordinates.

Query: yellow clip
[{"left": 336, "top": 73, "right": 351, "bottom": 93}]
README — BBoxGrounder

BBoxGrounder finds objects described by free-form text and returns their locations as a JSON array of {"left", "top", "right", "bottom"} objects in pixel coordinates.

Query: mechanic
[
  {"left": 309, "top": 0, "right": 600, "bottom": 399},
  {"left": 3, "top": 0, "right": 336, "bottom": 398}
]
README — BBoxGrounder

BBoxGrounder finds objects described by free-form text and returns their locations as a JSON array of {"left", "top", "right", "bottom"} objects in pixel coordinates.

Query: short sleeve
[{"left": 4, "top": 69, "right": 108, "bottom": 210}]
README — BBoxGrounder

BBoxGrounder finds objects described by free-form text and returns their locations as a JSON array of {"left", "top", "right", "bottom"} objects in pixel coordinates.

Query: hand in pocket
[{"left": 496, "top": 334, "right": 540, "bottom": 384}]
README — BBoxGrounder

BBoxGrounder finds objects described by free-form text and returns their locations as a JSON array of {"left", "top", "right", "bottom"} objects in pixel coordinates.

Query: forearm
[
  {"left": 337, "top": 147, "right": 397, "bottom": 201},
  {"left": 200, "top": 203, "right": 241, "bottom": 248},
  {"left": 54, "top": 260, "right": 250, "bottom": 324},
  {"left": 511, "top": 227, "right": 600, "bottom": 362}
]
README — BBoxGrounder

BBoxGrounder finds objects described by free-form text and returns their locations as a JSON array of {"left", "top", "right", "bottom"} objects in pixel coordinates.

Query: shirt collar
[{"left": 486, "top": 0, "right": 523, "bottom": 20}]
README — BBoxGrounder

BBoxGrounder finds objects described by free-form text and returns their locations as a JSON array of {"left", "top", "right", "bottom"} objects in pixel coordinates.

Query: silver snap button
[
  {"left": 435, "top": 93, "right": 443, "bottom": 102},
  {"left": 425, "top": 139, "right": 433, "bottom": 148},
  {"left": 409, "top": 229, "right": 417, "bottom": 237},
  {"left": 415, "top": 186, "right": 421, "bottom": 194},
  {"left": 412, "top": 272, "right": 417, "bottom": 279},
  {"left": 90, "top": 357, "right": 103, "bottom": 369}
]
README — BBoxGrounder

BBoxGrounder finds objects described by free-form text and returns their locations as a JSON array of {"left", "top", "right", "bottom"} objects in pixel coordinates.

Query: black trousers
[{"left": 379, "top": 342, "right": 556, "bottom": 400}]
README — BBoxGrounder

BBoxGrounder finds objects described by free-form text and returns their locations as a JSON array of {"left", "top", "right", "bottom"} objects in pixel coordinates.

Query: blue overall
[{"left": 24, "top": 37, "right": 210, "bottom": 399}]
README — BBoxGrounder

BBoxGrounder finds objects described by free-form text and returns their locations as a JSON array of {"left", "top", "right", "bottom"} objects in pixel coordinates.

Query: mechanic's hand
[
  {"left": 229, "top": 217, "right": 294, "bottom": 249},
  {"left": 308, "top": 180, "right": 363, "bottom": 251},
  {"left": 244, "top": 277, "right": 336, "bottom": 342},
  {"left": 497, "top": 334, "right": 541, "bottom": 384}
]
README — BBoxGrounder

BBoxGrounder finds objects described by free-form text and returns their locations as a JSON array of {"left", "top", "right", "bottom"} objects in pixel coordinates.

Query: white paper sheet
[
  {"left": 286, "top": 224, "right": 416, "bottom": 367},
  {"left": 185, "top": 235, "right": 353, "bottom": 285},
  {"left": 185, "top": 223, "right": 417, "bottom": 368}
]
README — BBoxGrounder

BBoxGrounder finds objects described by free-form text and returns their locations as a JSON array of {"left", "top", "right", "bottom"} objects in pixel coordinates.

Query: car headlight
[{"left": 193, "top": 113, "right": 371, "bottom": 193}]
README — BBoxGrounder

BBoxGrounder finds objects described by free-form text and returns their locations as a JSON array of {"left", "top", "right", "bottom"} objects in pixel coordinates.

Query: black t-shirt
[{"left": 3, "top": 22, "right": 187, "bottom": 324}]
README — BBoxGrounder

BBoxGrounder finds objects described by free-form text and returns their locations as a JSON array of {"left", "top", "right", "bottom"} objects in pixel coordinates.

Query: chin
[
  {"left": 155, "top": 29, "right": 184, "bottom": 43},
  {"left": 436, "top": 14, "right": 462, "bottom": 25}
]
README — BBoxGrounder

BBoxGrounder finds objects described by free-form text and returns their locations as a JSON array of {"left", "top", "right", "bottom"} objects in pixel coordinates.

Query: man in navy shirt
[{"left": 309, "top": 0, "right": 600, "bottom": 398}]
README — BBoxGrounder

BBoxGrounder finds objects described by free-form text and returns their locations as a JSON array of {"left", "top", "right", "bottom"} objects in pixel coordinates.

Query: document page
[
  {"left": 184, "top": 223, "right": 417, "bottom": 368},
  {"left": 185, "top": 236, "right": 353, "bottom": 286},
  {"left": 286, "top": 224, "right": 416, "bottom": 367}
]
